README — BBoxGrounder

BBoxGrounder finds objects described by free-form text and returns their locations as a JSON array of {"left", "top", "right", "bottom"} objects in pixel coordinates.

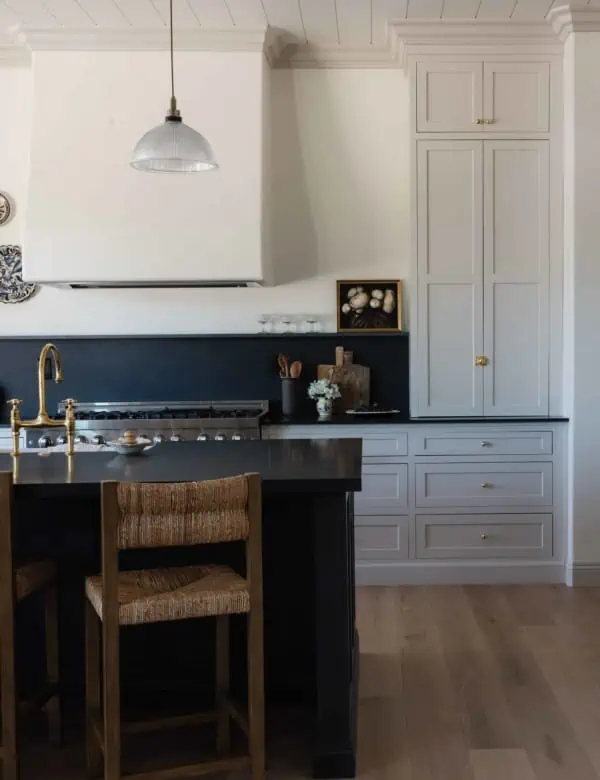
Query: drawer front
[
  {"left": 355, "top": 464, "right": 408, "bottom": 515},
  {"left": 416, "top": 513, "right": 552, "bottom": 559},
  {"left": 262, "top": 426, "right": 408, "bottom": 457},
  {"left": 415, "top": 462, "right": 552, "bottom": 507},
  {"left": 355, "top": 516, "right": 409, "bottom": 561},
  {"left": 412, "top": 431, "right": 553, "bottom": 457},
  {"left": 362, "top": 433, "right": 408, "bottom": 458}
]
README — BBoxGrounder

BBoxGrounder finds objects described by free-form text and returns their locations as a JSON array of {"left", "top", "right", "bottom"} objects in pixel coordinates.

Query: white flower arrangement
[{"left": 308, "top": 378, "right": 341, "bottom": 401}]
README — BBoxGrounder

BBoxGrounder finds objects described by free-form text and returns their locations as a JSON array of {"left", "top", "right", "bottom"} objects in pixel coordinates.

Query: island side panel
[{"left": 313, "top": 491, "right": 357, "bottom": 779}]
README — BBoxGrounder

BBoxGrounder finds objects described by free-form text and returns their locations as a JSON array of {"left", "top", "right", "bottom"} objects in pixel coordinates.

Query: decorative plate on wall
[
  {"left": 0, "top": 193, "right": 11, "bottom": 226},
  {"left": 0, "top": 245, "right": 38, "bottom": 304}
]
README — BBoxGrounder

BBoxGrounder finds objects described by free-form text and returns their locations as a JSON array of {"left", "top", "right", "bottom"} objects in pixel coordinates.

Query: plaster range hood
[{"left": 23, "top": 50, "right": 272, "bottom": 288}]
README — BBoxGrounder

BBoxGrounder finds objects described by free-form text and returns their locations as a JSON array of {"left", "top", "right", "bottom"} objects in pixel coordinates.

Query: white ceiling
[{"left": 0, "top": 0, "right": 586, "bottom": 47}]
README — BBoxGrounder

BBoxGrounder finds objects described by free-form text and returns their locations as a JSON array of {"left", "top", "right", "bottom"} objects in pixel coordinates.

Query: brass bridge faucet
[{"left": 7, "top": 343, "right": 76, "bottom": 456}]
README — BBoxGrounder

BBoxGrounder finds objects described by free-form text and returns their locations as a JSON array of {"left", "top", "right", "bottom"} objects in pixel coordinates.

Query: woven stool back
[{"left": 115, "top": 475, "right": 252, "bottom": 550}]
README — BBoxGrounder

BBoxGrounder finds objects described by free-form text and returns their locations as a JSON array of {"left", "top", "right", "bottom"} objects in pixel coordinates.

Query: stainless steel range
[{"left": 25, "top": 400, "right": 269, "bottom": 449}]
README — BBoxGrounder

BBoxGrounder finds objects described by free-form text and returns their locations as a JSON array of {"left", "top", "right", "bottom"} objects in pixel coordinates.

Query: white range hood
[{"left": 23, "top": 50, "right": 272, "bottom": 288}]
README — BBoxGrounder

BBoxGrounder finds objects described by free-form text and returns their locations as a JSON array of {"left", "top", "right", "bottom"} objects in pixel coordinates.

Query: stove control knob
[
  {"left": 197, "top": 433, "right": 209, "bottom": 441},
  {"left": 56, "top": 434, "right": 67, "bottom": 445},
  {"left": 38, "top": 435, "right": 53, "bottom": 448},
  {"left": 92, "top": 435, "right": 105, "bottom": 445},
  {"left": 76, "top": 435, "right": 88, "bottom": 444},
  {"left": 153, "top": 434, "right": 166, "bottom": 444},
  {"left": 231, "top": 433, "right": 243, "bottom": 441},
  {"left": 214, "top": 433, "right": 226, "bottom": 441},
  {"left": 170, "top": 434, "right": 183, "bottom": 442}
]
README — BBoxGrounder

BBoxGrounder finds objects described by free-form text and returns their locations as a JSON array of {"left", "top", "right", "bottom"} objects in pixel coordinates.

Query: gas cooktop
[{"left": 25, "top": 400, "right": 269, "bottom": 449}]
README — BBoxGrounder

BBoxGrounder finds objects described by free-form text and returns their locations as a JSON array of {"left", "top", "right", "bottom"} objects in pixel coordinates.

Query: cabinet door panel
[
  {"left": 355, "top": 464, "right": 408, "bottom": 515},
  {"left": 483, "top": 141, "right": 550, "bottom": 415},
  {"left": 483, "top": 62, "right": 550, "bottom": 133},
  {"left": 355, "top": 517, "right": 409, "bottom": 561},
  {"left": 417, "top": 62, "right": 483, "bottom": 132},
  {"left": 416, "top": 141, "right": 484, "bottom": 416}
]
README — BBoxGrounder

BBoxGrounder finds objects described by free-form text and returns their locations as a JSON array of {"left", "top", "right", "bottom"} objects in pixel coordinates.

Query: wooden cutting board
[{"left": 318, "top": 348, "right": 370, "bottom": 411}]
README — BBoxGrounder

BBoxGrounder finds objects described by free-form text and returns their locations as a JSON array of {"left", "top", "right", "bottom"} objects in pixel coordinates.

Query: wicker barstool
[
  {"left": 0, "top": 471, "right": 62, "bottom": 780},
  {"left": 84, "top": 473, "right": 265, "bottom": 780}
]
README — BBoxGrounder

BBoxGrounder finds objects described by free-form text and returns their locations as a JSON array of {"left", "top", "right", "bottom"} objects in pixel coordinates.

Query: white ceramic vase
[{"left": 316, "top": 397, "right": 333, "bottom": 421}]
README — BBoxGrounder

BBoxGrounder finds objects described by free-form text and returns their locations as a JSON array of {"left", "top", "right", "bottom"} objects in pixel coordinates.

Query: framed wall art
[{"left": 337, "top": 280, "right": 402, "bottom": 332}]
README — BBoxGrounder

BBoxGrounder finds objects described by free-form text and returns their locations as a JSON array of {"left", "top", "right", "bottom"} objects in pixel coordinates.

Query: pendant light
[{"left": 130, "top": 0, "right": 218, "bottom": 173}]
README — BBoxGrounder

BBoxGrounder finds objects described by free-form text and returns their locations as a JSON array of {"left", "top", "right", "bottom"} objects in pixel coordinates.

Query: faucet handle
[
  {"left": 6, "top": 398, "right": 22, "bottom": 409},
  {"left": 62, "top": 398, "right": 77, "bottom": 409}
]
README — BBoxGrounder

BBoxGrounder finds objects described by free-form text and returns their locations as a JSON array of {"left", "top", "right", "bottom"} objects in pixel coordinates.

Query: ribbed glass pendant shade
[{"left": 131, "top": 116, "right": 218, "bottom": 173}]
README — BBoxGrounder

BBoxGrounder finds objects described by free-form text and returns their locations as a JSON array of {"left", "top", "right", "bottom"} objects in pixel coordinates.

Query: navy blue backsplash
[{"left": 0, "top": 333, "right": 409, "bottom": 422}]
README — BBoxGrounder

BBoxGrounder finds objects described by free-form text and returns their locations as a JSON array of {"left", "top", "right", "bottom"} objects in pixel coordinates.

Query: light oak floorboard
[
  {"left": 470, "top": 749, "right": 537, "bottom": 780},
  {"left": 18, "top": 586, "right": 600, "bottom": 780}
]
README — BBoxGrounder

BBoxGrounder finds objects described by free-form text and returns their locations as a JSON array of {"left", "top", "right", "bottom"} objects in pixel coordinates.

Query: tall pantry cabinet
[{"left": 408, "top": 43, "right": 563, "bottom": 418}]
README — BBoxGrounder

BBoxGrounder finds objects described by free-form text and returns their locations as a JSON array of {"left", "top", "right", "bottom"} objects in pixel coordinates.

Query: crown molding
[
  {"left": 277, "top": 42, "right": 395, "bottom": 69},
  {"left": 16, "top": 26, "right": 279, "bottom": 58},
  {"left": 388, "top": 19, "right": 562, "bottom": 68},
  {"left": 548, "top": 4, "right": 600, "bottom": 42},
  {"left": 0, "top": 43, "right": 30, "bottom": 65}
]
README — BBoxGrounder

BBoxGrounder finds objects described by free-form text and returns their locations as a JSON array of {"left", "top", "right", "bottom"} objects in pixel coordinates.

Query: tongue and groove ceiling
[{"left": 0, "top": 0, "right": 578, "bottom": 47}]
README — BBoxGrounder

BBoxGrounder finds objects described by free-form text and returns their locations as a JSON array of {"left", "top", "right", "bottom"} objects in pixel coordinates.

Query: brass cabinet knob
[
  {"left": 473, "top": 118, "right": 483, "bottom": 125},
  {"left": 480, "top": 441, "right": 490, "bottom": 447},
  {"left": 475, "top": 355, "right": 489, "bottom": 367},
  {"left": 480, "top": 533, "right": 488, "bottom": 540},
  {"left": 483, "top": 118, "right": 495, "bottom": 124},
  {"left": 481, "top": 482, "right": 491, "bottom": 489}
]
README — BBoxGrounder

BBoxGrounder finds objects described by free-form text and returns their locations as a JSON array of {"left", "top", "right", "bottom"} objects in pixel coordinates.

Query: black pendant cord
[{"left": 170, "top": 0, "right": 175, "bottom": 103}]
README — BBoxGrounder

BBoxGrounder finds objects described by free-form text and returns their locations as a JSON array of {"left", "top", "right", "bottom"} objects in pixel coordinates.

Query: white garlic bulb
[
  {"left": 350, "top": 292, "right": 369, "bottom": 310},
  {"left": 341, "top": 303, "right": 351, "bottom": 314},
  {"left": 383, "top": 289, "right": 396, "bottom": 314},
  {"left": 370, "top": 298, "right": 381, "bottom": 308},
  {"left": 372, "top": 289, "right": 384, "bottom": 300}
]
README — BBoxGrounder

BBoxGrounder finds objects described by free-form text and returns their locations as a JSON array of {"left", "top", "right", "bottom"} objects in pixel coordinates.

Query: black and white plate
[{"left": 0, "top": 245, "right": 37, "bottom": 304}]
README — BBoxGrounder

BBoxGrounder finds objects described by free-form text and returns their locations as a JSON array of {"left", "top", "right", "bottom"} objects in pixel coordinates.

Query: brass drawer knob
[
  {"left": 480, "top": 441, "right": 490, "bottom": 447},
  {"left": 475, "top": 355, "right": 489, "bottom": 367},
  {"left": 483, "top": 118, "right": 495, "bottom": 124},
  {"left": 480, "top": 533, "right": 488, "bottom": 540},
  {"left": 481, "top": 482, "right": 491, "bottom": 489},
  {"left": 473, "top": 118, "right": 483, "bottom": 125}
]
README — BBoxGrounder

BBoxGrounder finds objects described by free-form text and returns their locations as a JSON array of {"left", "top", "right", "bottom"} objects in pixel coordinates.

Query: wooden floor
[{"left": 16, "top": 585, "right": 600, "bottom": 779}]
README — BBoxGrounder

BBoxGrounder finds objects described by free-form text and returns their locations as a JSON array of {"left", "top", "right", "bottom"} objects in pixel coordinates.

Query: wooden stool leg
[
  {"left": 44, "top": 581, "right": 62, "bottom": 746},
  {"left": 102, "top": 610, "right": 121, "bottom": 780},
  {"left": 0, "top": 595, "right": 18, "bottom": 780},
  {"left": 85, "top": 600, "right": 102, "bottom": 778},
  {"left": 216, "top": 614, "right": 230, "bottom": 755},
  {"left": 247, "top": 609, "right": 265, "bottom": 780}
]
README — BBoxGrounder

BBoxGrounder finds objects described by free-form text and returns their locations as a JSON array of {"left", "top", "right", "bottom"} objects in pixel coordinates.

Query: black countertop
[
  {"left": 264, "top": 414, "right": 569, "bottom": 426},
  {"left": 2, "top": 440, "right": 363, "bottom": 494}
]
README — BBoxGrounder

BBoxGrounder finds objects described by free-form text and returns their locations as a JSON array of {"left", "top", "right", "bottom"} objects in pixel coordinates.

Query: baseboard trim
[
  {"left": 567, "top": 563, "right": 600, "bottom": 586},
  {"left": 356, "top": 561, "right": 566, "bottom": 586}
]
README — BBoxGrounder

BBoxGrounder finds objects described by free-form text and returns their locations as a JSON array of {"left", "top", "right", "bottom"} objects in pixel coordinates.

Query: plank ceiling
[{"left": 0, "top": 0, "right": 586, "bottom": 46}]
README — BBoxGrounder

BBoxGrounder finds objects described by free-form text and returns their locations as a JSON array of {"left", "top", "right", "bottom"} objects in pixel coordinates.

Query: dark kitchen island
[{"left": 2, "top": 439, "right": 362, "bottom": 779}]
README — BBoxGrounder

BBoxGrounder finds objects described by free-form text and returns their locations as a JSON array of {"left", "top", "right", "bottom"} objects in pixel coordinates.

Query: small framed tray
[{"left": 345, "top": 408, "right": 402, "bottom": 416}]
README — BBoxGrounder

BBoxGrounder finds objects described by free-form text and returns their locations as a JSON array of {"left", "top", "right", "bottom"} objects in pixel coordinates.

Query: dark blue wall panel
[{"left": 0, "top": 333, "right": 409, "bottom": 421}]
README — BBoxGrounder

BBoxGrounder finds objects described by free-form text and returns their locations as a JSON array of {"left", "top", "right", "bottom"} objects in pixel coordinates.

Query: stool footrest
[
  {"left": 125, "top": 754, "right": 250, "bottom": 780},
  {"left": 123, "top": 711, "right": 217, "bottom": 735},
  {"left": 224, "top": 696, "right": 249, "bottom": 737}
]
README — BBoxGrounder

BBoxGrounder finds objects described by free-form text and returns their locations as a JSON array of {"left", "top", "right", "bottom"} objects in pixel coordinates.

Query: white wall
[
  {"left": 0, "top": 63, "right": 410, "bottom": 335},
  {"left": 563, "top": 32, "right": 600, "bottom": 566}
]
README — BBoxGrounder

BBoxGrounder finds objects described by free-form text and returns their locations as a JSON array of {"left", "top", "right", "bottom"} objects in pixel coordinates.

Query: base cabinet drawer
[
  {"left": 412, "top": 431, "right": 553, "bottom": 457},
  {"left": 416, "top": 513, "right": 552, "bottom": 559},
  {"left": 355, "top": 464, "right": 408, "bottom": 515},
  {"left": 415, "top": 462, "right": 552, "bottom": 507},
  {"left": 355, "top": 517, "right": 409, "bottom": 561}
]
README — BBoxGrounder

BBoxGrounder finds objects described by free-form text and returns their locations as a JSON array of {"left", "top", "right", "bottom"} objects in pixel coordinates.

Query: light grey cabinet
[
  {"left": 415, "top": 462, "right": 552, "bottom": 508},
  {"left": 416, "top": 513, "right": 552, "bottom": 560},
  {"left": 263, "top": 422, "right": 565, "bottom": 584},
  {"left": 355, "top": 464, "right": 408, "bottom": 515},
  {"left": 415, "top": 139, "right": 551, "bottom": 417}
]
